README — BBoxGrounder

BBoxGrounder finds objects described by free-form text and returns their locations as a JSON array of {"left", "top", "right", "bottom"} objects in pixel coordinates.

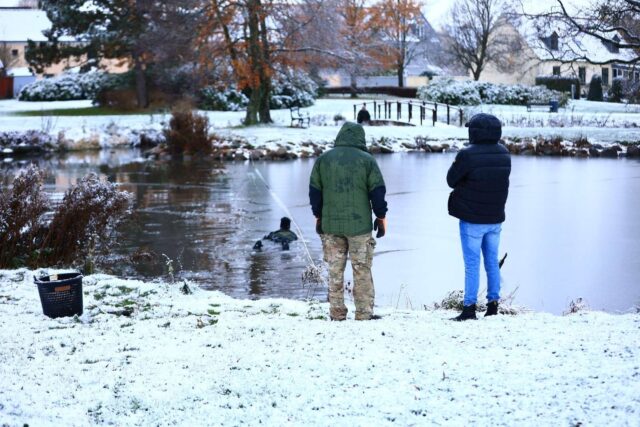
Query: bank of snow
[
  {"left": 1, "top": 269, "right": 639, "bottom": 426},
  {"left": 0, "top": 99, "right": 638, "bottom": 157}
]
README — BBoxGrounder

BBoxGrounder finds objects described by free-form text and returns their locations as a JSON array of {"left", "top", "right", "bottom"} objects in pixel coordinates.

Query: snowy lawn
[
  {"left": 0, "top": 98, "right": 638, "bottom": 149},
  {"left": 1, "top": 269, "right": 639, "bottom": 426}
]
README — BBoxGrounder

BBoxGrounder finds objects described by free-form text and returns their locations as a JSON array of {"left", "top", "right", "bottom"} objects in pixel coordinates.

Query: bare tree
[
  {"left": 442, "top": 0, "right": 522, "bottom": 81},
  {"left": 520, "top": 0, "right": 640, "bottom": 66}
]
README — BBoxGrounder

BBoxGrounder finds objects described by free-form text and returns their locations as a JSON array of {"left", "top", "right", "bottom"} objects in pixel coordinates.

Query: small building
[{"left": 7, "top": 66, "right": 35, "bottom": 97}]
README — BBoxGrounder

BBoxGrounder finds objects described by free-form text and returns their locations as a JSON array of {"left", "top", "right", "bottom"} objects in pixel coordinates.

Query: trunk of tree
[
  {"left": 246, "top": 89, "right": 260, "bottom": 125},
  {"left": 244, "top": 1, "right": 261, "bottom": 125},
  {"left": 243, "top": 0, "right": 272, "bottom": 125},
  {"left": 133, "top": 54, "right": 149, "bottom": 108},
  {"left": 397, "top": 66, "right": 404, "bottom": 87},
  {"left": 258, "top": 10, "right": 272, "bottom": 124},
  {"left": 349, "top": 73, "right": 358, "bottom": 98}
]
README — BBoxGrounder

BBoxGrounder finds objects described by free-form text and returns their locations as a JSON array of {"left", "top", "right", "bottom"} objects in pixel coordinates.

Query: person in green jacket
[{"left": 309, "top": 122, "right": 388, "bottom": 321}]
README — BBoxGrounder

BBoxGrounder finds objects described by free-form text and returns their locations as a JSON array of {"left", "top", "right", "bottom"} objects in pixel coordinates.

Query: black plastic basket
[{"left": 34, "top": 272, "right": 84, "bottom": 318}]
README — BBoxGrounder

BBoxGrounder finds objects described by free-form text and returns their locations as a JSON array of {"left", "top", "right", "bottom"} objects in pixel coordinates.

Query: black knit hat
[
  {"left": 465, "top": 113, "right": 502, "bottom": 144},
  {"left": 280, "top": 217, "right": 291, "bottom": 230}
]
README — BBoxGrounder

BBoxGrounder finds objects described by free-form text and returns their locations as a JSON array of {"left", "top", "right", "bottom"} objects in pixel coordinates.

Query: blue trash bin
[{"left": 549, "top": 100, "right": 559, "bottom": 113}]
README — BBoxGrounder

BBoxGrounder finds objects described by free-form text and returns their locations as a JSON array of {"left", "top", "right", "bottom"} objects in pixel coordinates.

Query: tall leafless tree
[
  {"left": 520, "top": 0, "right": 639, "bottom": 66},
  {"left": 442, "top": 0, "right": 522, "bottom": 81}
]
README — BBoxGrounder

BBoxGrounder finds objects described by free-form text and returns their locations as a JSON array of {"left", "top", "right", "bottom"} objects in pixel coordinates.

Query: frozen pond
[{"left": 2, "top": 151, "right": 639, "bottom": 314}]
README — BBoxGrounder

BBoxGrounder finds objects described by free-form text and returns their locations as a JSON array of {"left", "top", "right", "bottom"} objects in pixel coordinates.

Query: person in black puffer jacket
[{"left": 447, "top": 113, "right": 511, "bottom": 321}]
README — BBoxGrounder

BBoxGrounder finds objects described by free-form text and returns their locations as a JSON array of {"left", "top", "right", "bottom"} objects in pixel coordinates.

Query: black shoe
[
  {"left": 253, "top": 240, "right": 263, "bottom": 251},
  {"left": 451, "top": 304, "right": 477, "bottom": 321},
  {"left": 485, "top": 301, "right": 499, "bottom": 317}
]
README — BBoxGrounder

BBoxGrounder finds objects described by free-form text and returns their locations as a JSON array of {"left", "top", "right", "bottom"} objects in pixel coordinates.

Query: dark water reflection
[{"left": 2, "top": 150, "right": 639, "bottom": 313}]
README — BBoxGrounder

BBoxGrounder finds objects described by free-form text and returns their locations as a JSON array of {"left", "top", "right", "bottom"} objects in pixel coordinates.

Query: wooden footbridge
[{"left": 353, "top": 100, "right": 465, "bottom": 127}]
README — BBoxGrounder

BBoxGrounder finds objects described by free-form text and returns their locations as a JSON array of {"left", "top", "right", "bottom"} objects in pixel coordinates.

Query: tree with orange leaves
[
  {"left": 338, "top": 0, "right": 380, "bottom": 96},
  {"left": 200, "top": 0, "right": 276, "bottom": 125},
  {"left": 201, "top": 0, "right": 331, "bottom": 125},
  {"left": 370, "top": 0, "right": 423, "bottom": 87}
]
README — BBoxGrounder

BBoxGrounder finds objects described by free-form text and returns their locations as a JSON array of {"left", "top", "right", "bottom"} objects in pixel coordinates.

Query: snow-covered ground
[
  {"left": 1, "top": 269, "right": 639, "bottom": 426},
  {"left": 0, "top": 98, "right": 638, "bottom": 150}
]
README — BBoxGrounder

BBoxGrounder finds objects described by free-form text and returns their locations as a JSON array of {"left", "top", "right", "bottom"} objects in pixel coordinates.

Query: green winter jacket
[{"left": 309, "top": 122, "right": 387, "bottom": 236}]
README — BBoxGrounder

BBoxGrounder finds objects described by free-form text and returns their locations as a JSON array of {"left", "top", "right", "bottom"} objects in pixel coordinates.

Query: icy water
[{"left": 2, "top": 150, "right": 639, "bottom": 314}]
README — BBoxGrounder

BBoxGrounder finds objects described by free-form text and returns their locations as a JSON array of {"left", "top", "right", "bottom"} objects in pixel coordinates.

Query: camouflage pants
[{"left": 321, "top": 233, "right": 376, "bottom": 320}]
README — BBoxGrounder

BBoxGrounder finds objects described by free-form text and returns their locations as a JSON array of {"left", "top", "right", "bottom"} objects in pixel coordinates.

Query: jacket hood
[
  {"left": 335, "top": 122, "right": 367, "bottom": 151},
  {"left": 465, "top": 113, "right": 502, "bottom": 144}
]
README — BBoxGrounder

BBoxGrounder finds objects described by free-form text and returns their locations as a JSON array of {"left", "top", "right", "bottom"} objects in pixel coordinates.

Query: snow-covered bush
[
  {"left": 608, "top": 78, "right": 625, "bottom": 103},
  {"left": 418, "top": 78, "right": 481, "bottom": 105},
  {"left": 418, "top": 78, "right": 567, "bottom": 106},
  {"left": 197, "top": 69, "right": 317, "bottom": 111},
  {"left": 535, "top": 76, "right": 581, "bottom": 99},
  {"left": 0, "top": 165, "right": 131, "bottom": 268},
  {"left": 606, "top": 78, "right": 640, "bottom": 104},
  {"left": 270, "top": 68, "right": 318, "bottom": 109},
  {"left": 198, "top": 86, "right": 249, "bottom": 111},
  {"left": 18, "top": 71, "right": 109, "bottom": 101}
]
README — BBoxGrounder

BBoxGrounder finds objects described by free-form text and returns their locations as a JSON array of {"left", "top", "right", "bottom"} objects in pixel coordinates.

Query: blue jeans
[{"left": 459, "top": 220, "right": 502, "bottom": 306}]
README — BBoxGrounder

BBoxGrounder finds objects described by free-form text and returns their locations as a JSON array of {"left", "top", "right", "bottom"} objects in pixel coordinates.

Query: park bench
[
  {"left": 526, "top": 100, "right": 559, "bottom": 113},
  {"left": 290, "top": 107, "right": 310, "bottom": 128}
]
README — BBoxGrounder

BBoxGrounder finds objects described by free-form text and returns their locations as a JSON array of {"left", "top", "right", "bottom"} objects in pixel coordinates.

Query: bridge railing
[{"left": 353, "top": 100, "right": 464, "bottom": 127}]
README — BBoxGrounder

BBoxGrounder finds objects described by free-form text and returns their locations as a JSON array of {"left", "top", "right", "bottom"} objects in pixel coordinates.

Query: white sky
[{"left": 423, "top": 0, "right": 597, "bottom": 31}]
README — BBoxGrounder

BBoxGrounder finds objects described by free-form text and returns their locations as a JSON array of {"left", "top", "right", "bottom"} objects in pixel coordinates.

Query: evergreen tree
[
  {"left": 26, "top": 1, "right": 201, "bottom": 108},
  {"left": 608, "top": 77, "right": 625, "bottom": 103},
  {"left": 587, "top": 75, "right": 603, "bottom": 101}
]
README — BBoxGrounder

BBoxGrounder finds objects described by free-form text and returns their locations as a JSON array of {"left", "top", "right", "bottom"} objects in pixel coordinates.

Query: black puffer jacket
[{"left": 447, "top": 113, "right": 511, "bottom": 224}]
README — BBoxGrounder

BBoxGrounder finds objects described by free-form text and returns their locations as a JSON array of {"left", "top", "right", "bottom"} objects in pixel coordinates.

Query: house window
[
  {"left": 602, "top": 68, "right": 609, "bottom": 85},
  {"left": 11, "top": 49, "right": 18, "bottom": 57},
  {"left": 578, "top": 67, "right": 586, "bottom": 84},
  {"left": 552, "top": 66, "right": 561, "bottom": 76},
  {"left": 550, "top": 32, "right": 559, "bottom": 50},
  {"left": 611, "top": 35, "right": 620, "bottom": 54}
]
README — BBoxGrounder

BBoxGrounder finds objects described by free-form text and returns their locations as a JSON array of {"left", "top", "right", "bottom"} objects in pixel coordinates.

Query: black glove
[
  {"left": 373, "top": 218, "right": 386, "bottom": 238},
  {"left": 315, "top": 217, "right": 323, "bottom": 235}
]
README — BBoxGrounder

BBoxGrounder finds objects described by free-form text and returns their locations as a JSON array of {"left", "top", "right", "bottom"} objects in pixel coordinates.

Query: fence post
[
  {"left": 434, "top": 103, "right": 438, "bottom": 122},
  {"left": 459, "top": 109, "right": 463, "bottom": 126},
  {"left": 378, "top": 104, "right": 381, "bottom": 120},
  {"left": 432, "top": 109, "right": 436, "bottom": 126},
  {"left": 373, "top": 101, "right": 377, "bottom": 120},
  {"left": 408, "top": 103, "right": 412, "bottom": 122},
  {"left": 447, "top": 104, "right": 450, "bottom": 125},
  {"left": 397, "top": 102, "right": 401, "bottom": 120},
  {"left": 420, "top": 106, "right": 424, "bottom": 126},
  {"left": 354, "top": 104, "right": 356, "bottom": 121}
]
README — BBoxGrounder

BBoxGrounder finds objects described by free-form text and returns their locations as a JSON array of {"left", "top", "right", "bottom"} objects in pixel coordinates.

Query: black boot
[
  {"left": 451, "top": 304, "right": 477, "bottom": 321},
  {"left": 485, "top": 301, "right": 499, "bottom": 317}
]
